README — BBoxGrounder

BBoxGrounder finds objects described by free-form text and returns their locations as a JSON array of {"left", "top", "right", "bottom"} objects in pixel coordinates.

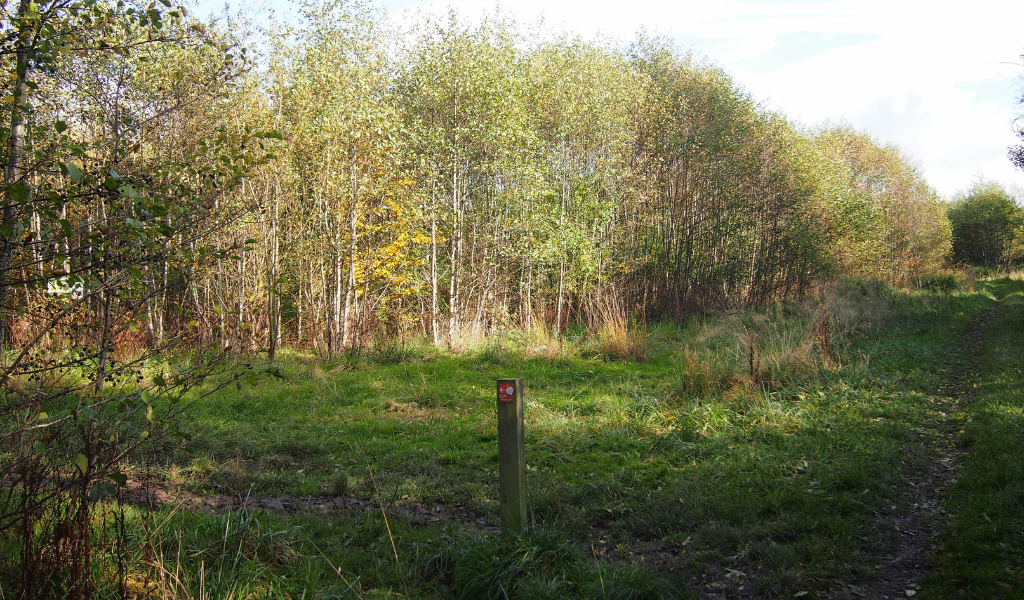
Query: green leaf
[
  {"left": 10, "top": 182, "right": 30, "bottom": 203},
  {"left": 146, "top": 404, "right": 154, "bottom": 422},
  {"left": 72, "top": 454, "right": 88, "bottom": 475},
  {"left": 55, "top": 120, "right": 67, "bottom": 133},
  {"left": 66, "top": 163, "right": 82, "bottom": 183},
  {"left": 170, "top": 431, "right": 193, "bottom": 442},
  {"left": 119, "top": 183, "right": 139, "bottom": 198},
  {"left": 88, "top": 482, "right": 116, "bottom": 503},
  {"left": 125, "top": 217, "right": 144, "bottom": 228},
  {"left": 108, "top": 473, "right": 127, "bottom": 487},
  {"left": 59, "top": 219, "right": 72, "bottom": 238}
]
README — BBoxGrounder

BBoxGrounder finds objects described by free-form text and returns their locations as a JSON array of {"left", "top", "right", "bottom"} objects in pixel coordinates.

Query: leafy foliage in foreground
[{"left": 0, "top": 0, "right": 276, "bottom": 594}]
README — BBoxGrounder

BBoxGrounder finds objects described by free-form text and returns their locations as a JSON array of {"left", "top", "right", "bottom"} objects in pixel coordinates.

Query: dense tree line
[
  {"left": 2, "top": 1, "right": 953, "bottom": 359},
  {"left": 156, "top": 2, "right": 950, "bottom": 355},
  {"left": 0, "top": 0, "right": 278, "bottom": 590},
  {"left": 0, "top": 0, "right": 961, "bottom": 380},
  {"left": 0, "top": 0, "right": 955, "bottom": 361}
]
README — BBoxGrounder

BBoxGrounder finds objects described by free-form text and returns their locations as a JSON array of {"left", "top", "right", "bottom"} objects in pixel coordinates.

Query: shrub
[{"left": 913, "top": 273, "right": 961, "bottom": 293}]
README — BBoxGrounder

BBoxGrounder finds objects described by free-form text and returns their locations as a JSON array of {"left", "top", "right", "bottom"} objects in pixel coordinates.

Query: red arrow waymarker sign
[{"left": 498, "top": 381, "right": 516, "bottom": 403}]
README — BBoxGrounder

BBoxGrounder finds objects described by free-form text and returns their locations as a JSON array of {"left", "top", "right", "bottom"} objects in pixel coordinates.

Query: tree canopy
[{"left": 948, "top": 181, "right": 1023, "bottom": 267}]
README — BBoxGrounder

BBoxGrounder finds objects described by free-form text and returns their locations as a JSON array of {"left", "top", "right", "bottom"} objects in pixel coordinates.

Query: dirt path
[
  {"left": 124, "top": 483, "right": 496, "bottom": 529},
  {"left": 828, "top": 308, "right": 994, "bottom": 600}
]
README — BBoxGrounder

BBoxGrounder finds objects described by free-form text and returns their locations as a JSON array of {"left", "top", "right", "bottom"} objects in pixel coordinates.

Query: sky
[{"left": 199, "top": 0, "right": 1024, "bottom": 199}]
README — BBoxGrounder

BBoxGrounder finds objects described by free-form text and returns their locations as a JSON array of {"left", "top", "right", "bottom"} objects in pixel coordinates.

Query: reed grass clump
[{"left": 590, "top": 292, "right": 648, "bottom": 362}]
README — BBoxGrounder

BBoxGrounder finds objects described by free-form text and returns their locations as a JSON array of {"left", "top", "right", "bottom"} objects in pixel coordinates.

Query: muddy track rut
[{"left": 827, "top": 309, "right": 994, "bottom": 600}]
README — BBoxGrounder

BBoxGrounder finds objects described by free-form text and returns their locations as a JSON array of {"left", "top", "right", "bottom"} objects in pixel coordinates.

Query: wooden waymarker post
[{"left": 497, "top": 378, "right": 526, "bottom": 533}]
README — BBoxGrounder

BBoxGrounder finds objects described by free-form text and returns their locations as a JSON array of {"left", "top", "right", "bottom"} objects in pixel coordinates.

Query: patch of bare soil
[
  {"left": 123, "top": 483, "right": 495, "bottom": 529},
  {"left": 827, "top": 309, "right": 993, "bottom": 600}
]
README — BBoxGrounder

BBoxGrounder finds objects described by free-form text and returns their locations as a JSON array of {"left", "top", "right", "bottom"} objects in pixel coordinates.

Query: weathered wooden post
[{"left": 497, "top": 378, "right": 526, "bottom": 533}]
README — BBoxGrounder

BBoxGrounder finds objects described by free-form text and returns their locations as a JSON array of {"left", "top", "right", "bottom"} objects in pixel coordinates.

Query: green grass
[
  {"left": 153, "top": 281, "right": 978, "bottom": 598},
  {"left": 9, "top": 278, "right": 1024, "bottom": 598}
]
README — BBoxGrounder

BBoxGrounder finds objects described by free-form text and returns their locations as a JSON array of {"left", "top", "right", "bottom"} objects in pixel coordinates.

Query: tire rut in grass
[
  {"left": 125, "top": 483, "right": 495, "bottom": 528},
  {"left": 829, "top": 308, "right": 994, "bottom": 600}
]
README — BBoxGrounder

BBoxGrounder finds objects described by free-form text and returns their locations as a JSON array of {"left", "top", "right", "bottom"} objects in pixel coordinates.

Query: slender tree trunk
[
  {"left": 158, "top": 254, "right": 167, "bottom": 342},
  {"left": 237, "top": 243, "right": 245, "bottom": 347},
  {"left": 448, "top": 162, "right": 460, "bottom": 346},
  {"left": 342, "top": 158, "right": 358, "bottom": 351},
  {"left": 333, "top": 222, "right": 343, "bottom": 355},
  {"left": 320, "top": 251, "right": 329, "bottom": 355},
  {"left": 145, "top": 268, "right": 156, "bottom": 347},
  {"left": 430, "top": 198, "right": 439, "bottom": 346},
  {"left": 268, "top": 189, "right": 280, "bottom": 361},
  {"left": 526, "top": 263, "right": 533, "bottom": 332},
  {"left": 555, "top": 178, "right": 567, "bottom": 333},
  {"left": 0, "top": 0, "right": 31, "bottom": 350}
]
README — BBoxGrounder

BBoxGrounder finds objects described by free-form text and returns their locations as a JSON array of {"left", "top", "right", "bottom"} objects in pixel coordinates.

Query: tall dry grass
[
  {"left": 589, "top": 291, "right": 648, "bottom": 361},
  {"left": 672, "top": 279, "right": 893, "bottom": 399}
]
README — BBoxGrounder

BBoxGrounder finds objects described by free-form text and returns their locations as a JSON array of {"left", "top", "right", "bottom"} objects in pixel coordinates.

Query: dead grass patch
[{"left": 383, "top": 400, "right": 451, "bottom": 421}]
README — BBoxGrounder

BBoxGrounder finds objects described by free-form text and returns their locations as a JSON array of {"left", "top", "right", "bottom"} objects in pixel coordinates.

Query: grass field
[{"left": 5, "top": 277, "right": 1024, "bottom": 599}]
